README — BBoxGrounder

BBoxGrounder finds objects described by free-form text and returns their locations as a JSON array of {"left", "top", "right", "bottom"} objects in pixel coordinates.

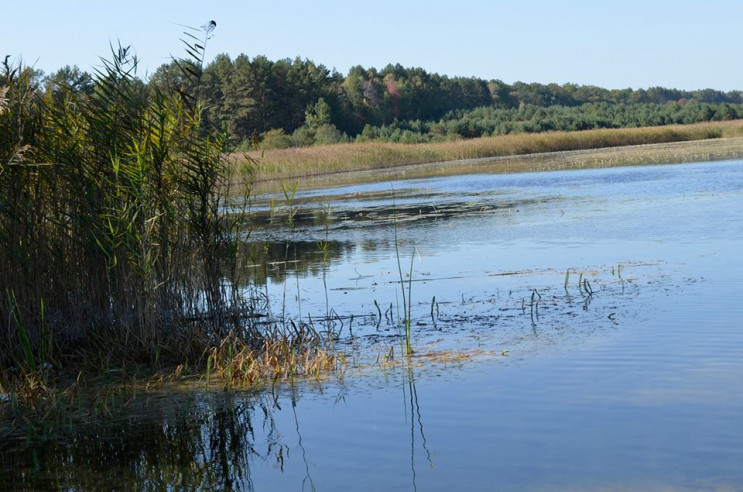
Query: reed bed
[
  {"left": 246, "top": 120, "right": 743, "bottom": 183},
  {"left": 0, "top": 28, "right": 346, "bottom": 437},
  {"left": 0, "top": 39, "right": 240, "bottom": 372}
]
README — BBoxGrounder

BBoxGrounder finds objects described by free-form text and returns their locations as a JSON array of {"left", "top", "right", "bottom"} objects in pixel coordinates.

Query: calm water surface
[{"left": 4, "top": 160, "right": 743, "bottom": 491}]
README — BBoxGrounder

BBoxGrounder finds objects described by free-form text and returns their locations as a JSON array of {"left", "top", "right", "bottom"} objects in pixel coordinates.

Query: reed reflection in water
[{"left": 5, "top": 365, "right": 438, "bottom": 492}]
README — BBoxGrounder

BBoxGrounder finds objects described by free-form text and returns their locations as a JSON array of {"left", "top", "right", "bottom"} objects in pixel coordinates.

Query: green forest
[{"left": 39, "top": 54, "right": 743, "bottom": 150}]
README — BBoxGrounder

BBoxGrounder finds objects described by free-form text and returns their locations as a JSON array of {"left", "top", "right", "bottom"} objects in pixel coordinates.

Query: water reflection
[
  {"left": 404, "top": 362, "right": 434, "bottom": 492},
  {"left": 238, "top": 240, "right": 355, "bottom": 286},
  {"left": 248, "top": 188, "right": 554, "bottom": 232},
  {"left": 4, "top": 390, "right": 286, "bottom": 490},
  {"left": 3, "top": 370, "right": 435, "bottom": 491},
  {"left": 237, "top": 189, "right": 559, "bottom": 287}
]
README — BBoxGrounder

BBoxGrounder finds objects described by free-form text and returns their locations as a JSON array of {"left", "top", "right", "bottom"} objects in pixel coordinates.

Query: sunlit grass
[
  {"left": 243, "top": 120, "right": 743, "bottom": 183},
  {"left": 205, "top": 330, "right": 346, "bottom": 388}
]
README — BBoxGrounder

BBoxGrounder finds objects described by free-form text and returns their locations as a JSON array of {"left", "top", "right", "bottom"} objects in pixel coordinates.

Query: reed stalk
[
  {"left": 392, "top": 195, "right": 415, "bottom": 356},
  {"left": 0, "top": 25, "right": 260, "bottom": 374}
]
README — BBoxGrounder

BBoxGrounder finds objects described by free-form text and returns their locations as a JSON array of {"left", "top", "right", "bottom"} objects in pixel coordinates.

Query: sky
[{"left": 4, "top": 0, "right": 743, "bottom": 91}]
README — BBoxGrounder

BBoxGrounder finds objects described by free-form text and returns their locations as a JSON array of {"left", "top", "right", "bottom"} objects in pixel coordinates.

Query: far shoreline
[{"left": 251, "top": 135, "right": 743, "bottom": 193}]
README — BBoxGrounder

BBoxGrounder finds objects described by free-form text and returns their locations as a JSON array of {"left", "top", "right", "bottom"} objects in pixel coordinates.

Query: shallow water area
[{"left": 4, "top": 160, "right": 743, "bottom": 490}]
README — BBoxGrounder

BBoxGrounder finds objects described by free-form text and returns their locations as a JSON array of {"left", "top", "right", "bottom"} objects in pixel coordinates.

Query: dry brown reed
[
  {"left": 244, "top": 120, "right": 743, "bottom": 184},
  {"left": 205, "top": 329, "right": 345, "bottom": 387}
]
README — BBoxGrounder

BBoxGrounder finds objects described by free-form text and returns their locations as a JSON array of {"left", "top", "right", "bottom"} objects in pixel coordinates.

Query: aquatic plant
[
  {"left": 392, "top": 194, "right": 416, "bottom": 356},
  {"left": 0, "top": 24, "right": 345, "bottom": 422},
  {"left": 205, "top": 325, "right": 345, "bottom": 387},
  {"left": 530, "top": 289, "right": 541, "bottom": 326},
  {"left": 1, "top": 26, "right": 246, "bottom": 369}
]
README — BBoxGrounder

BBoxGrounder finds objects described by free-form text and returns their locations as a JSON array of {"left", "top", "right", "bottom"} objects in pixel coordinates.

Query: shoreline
[{"left": 252, "top": 136, "right": 743, "bottom": 192}]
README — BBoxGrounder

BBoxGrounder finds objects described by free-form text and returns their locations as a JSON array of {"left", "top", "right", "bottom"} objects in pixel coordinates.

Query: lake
[{"left": 4, "top": 159, "right": 743, "bottom": 491}]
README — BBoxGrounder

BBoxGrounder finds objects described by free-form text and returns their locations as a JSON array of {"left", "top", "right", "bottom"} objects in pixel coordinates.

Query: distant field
[{"left": 241, "top": 120, "right": 743, "bottom": 189}]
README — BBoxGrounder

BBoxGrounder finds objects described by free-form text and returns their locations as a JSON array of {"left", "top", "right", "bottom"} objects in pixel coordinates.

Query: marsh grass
[
  {"left": 1, "top": 33, "right": 244, "bottom": 371},
  {"left": 0, "top": 368, "right": 144, "bottom": 442},
  {"left": 245, "top": 121, "right": 743, "bottom": 184},
  {"left": 0, "top": 27, "right": 346, "bottom": 437},
  {"left": 205, "top": 326, "right": 345, "bottom": 387},
  {"left": 0, "top": 322, "right": 346, "bottom": 442},
  {"left": 375, "top": 346, "right": 493, "bottom": 370}
]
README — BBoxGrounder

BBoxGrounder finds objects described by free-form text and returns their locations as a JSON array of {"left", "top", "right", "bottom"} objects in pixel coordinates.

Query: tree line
[
  {"left": 356, "top": 101, "right": 743, "bottom": 143},
  {"left": 40, "top": 54, "right": 743, "bottom": 149}
]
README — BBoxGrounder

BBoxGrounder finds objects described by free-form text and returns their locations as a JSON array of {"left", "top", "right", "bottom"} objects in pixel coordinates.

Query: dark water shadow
[{"left": 2, "top": 390, "right": 285, "bottom": 491}]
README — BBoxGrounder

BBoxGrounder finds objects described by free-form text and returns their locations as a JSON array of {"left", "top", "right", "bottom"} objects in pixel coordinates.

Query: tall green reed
[
  {"left": 392, "top": 195, "right": 415, "bottom": 356},
  {"left": 0, "top": 23, "right": 256, "bottom": 372}
]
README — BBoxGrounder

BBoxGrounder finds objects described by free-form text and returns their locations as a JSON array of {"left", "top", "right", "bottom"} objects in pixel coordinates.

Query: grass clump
[{"left": 205, "top": 325, "right": 345, "bottom": 388}]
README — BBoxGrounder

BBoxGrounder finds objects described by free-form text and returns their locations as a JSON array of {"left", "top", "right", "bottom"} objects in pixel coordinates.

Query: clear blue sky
[{"left": 4, "top": 0, "right": 742, "bottom": 91}]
